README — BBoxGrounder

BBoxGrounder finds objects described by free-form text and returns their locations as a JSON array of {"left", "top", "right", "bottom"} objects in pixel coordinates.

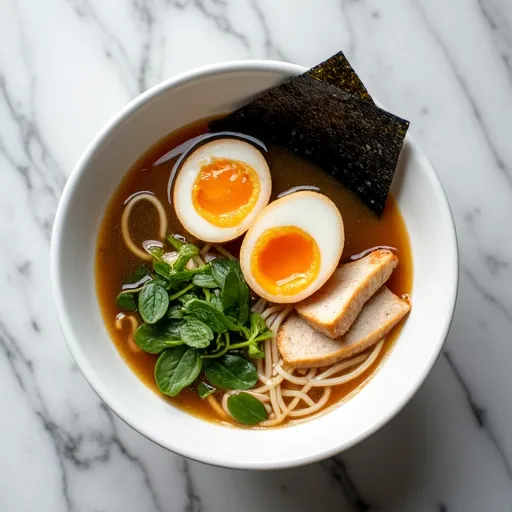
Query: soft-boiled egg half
[
  {"left": 240, "top": 191, "right": 344, "bottom": 303},
  {"left": 173, "top": 138, "right": 271, "bottom": 243}
]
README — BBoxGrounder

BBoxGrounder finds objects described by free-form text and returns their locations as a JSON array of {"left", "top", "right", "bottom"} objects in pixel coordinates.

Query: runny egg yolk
[
  {"left": 251, "top": 226, "right": 321, "bottom": 296},
  {"left": 192, "top": 157, "right": 260, "bottom": 228}
]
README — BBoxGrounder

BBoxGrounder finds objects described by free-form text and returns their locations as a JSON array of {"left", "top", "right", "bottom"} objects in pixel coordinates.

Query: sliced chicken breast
[
  {"left": 296, "top": 249, "right": 398, "bottom": 338},
  {"left": 278, "top": 286, "right": 410, "bottom": 368}
]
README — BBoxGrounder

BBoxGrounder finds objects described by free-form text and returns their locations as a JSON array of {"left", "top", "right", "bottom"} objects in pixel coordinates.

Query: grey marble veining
[{"left": 1, "top": 0, "right": 512, "bottom": 511}]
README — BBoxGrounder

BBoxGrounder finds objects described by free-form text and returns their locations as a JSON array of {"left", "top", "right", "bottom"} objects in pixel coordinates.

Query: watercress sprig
[{"left": 114, "top": 233, "right": 273, "bottom": 424}]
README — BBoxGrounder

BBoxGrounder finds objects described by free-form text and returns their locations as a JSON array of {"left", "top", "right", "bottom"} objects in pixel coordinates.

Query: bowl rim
[{"left": 51, "top": 59, "right": 459, "bottom": 469}]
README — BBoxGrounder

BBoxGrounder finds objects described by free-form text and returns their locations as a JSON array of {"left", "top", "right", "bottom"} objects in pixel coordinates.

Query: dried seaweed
[
  {"left": 305, "top": 51, "right": 374, "bottom": 104},
  {"left": 210, "top": 52, "right": 409, "bottom": 216},
  {"left": 210, "top": 52, "right": 409, "bottom": 215}
]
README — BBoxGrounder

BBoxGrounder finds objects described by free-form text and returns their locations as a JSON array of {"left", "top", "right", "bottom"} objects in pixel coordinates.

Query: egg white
[
  {"left": 240, "top": 191, "right": 345, "bottom": 303},
  {"left": 173, "top": 138, "right": 271, "bottom": 243}
]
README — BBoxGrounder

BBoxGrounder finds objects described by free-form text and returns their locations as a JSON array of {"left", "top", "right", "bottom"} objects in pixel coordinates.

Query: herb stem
[
  {"left": 229, "top": 340, "right": 252, "bottom": 350},
  {"left": 251, "top": 332, "right": 274, "bottom": 343},
  {"left": 202, "top": 332, "right": 230, "bottom": 359},
  {"left": 166, "top": 233, "right": 184, "bottom": 250},
  {"left": 168, "top": 283, "right": 194, "bottom": 301},
  {"left": 230, "top": 331, "right": 273, "bottom": 350}
]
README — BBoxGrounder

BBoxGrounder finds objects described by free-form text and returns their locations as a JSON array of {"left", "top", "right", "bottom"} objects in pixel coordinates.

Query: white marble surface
[{"left": 1, "top": 0, "right": 512, "bottom": 510}]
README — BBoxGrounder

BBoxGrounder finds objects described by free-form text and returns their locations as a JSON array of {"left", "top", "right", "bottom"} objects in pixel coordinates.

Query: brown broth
[{"left": 96, "top": 118, "right": 413, "bottom": 428}]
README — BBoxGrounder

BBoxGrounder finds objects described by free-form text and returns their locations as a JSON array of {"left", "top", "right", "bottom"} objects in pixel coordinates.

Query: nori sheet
[
  {"left": 305, "top": 51, "right": 374, "bottom": 104},
  {"left": 210, "top": 51, "right": 409, "bottom": 216}
]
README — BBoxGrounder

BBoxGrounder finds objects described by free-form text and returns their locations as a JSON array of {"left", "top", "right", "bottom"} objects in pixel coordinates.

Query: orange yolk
[
  {"left": 251, "top": 226, "right": 321, "bottom": 296},
  {"left": 192, "top": 157, "right": 260, "bottom": 227}
]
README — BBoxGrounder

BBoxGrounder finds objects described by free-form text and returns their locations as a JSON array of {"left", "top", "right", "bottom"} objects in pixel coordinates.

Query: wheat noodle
[{"left": 121, "top": 193, "right": 167, "bottom": 260}]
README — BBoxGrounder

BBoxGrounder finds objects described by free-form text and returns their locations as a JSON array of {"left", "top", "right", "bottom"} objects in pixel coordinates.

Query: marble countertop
[{"left": 1, "top": 0, "right": 512, "bottom": 510}]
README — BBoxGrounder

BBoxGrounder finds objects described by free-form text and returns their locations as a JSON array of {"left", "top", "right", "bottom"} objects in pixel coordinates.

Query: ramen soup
[{"left": 96, "top": 118, "right": 413, "bottom": 428}]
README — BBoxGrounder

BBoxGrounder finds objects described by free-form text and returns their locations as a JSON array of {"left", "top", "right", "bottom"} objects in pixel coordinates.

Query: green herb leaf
[
  {"left": 249, "top": 313, "right": 273, "bottom": 342},
  {"left": 237, "top": 280, "right": 250, "bottom": 325},
  {"left": 210, "top": 294, "right": 223, "bottom": 311},
  {"left": 186, "top": 299, "right": 244, "bottom": 333},
  {"left": 116, "top": 291, "right": 138, "bottom": 311},
  {"left": 166, "top": 233, "right": 185, "bottom": 250},
  {"left": 150, "top": 245, "right": 202, "bottom": 284},
  {"left": 153, "top": 260, "right": 172, "bottom": 280},
  {"left": 149, "top": 246, "right": 165, "bottom": 260},
  {"left": 228, "top": 313, "right": 272, "bottom": 354},
  {"left": 221, "top": 270, "right": 240, "bottom": 311},
  {"left": 210, "top": 258, "right": 236, "bottom": 288},
  {"left": 186, "top": 299, "right": 229, "bottom": 333},
  {"left": 232, "top": 262, "right": 250, "bottom": 324},
  {"left": 250, "top": 312, "right": 266, "bottom": 333},
  {"left": 174, "top": 243, "right": 199, "bottom": 271},
  {"left": 152, "top": 273, "right": 172, "bottom": 289},
  {"left": 166, "top": 266, "right": 208, "bottom": 286},
  {"left": 227, "top": 392, "right": 268, "bottom": 425},
  {"left": 224, "top": 314, "right": 246, "bottom": 333},
  {"left": 180, "top": 317, "right": 214, "bottom": 349},
  {"left": 164, "top": 234, "right": 200, "bottom": 271},
  {"left": 167, "top": 305, "right": 185, "bottom": 319},
  {"left": 154, "top": 346, "right": 202, "bottom": 396},
  {"left": 197, "top": 381, "right": 216, "bottom": 399},
  {"left": 215, "top": 260, "right": 250, "bottom": 323},
  {"left": 192, "top": 270, "right": 218, "bottom": 289},
  {"left": 247, "top": 342, "right": 265, "bottom": 359},
  {"left": 204, "top": 354, "right": 258, "bottom": 390},
  {"left": 134, "top": 322, "right": 183, "bottom": 354},
  {"left": 138, "top": 282, "right": 169, "bottom": 324},
  {"left": 179, "top": 292, "right": 199, "bottom": 306}
]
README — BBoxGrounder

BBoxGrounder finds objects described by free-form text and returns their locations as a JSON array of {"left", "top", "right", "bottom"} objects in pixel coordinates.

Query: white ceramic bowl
[{"left": 51, "top": 61, "right": 458, "bottom": 469}]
